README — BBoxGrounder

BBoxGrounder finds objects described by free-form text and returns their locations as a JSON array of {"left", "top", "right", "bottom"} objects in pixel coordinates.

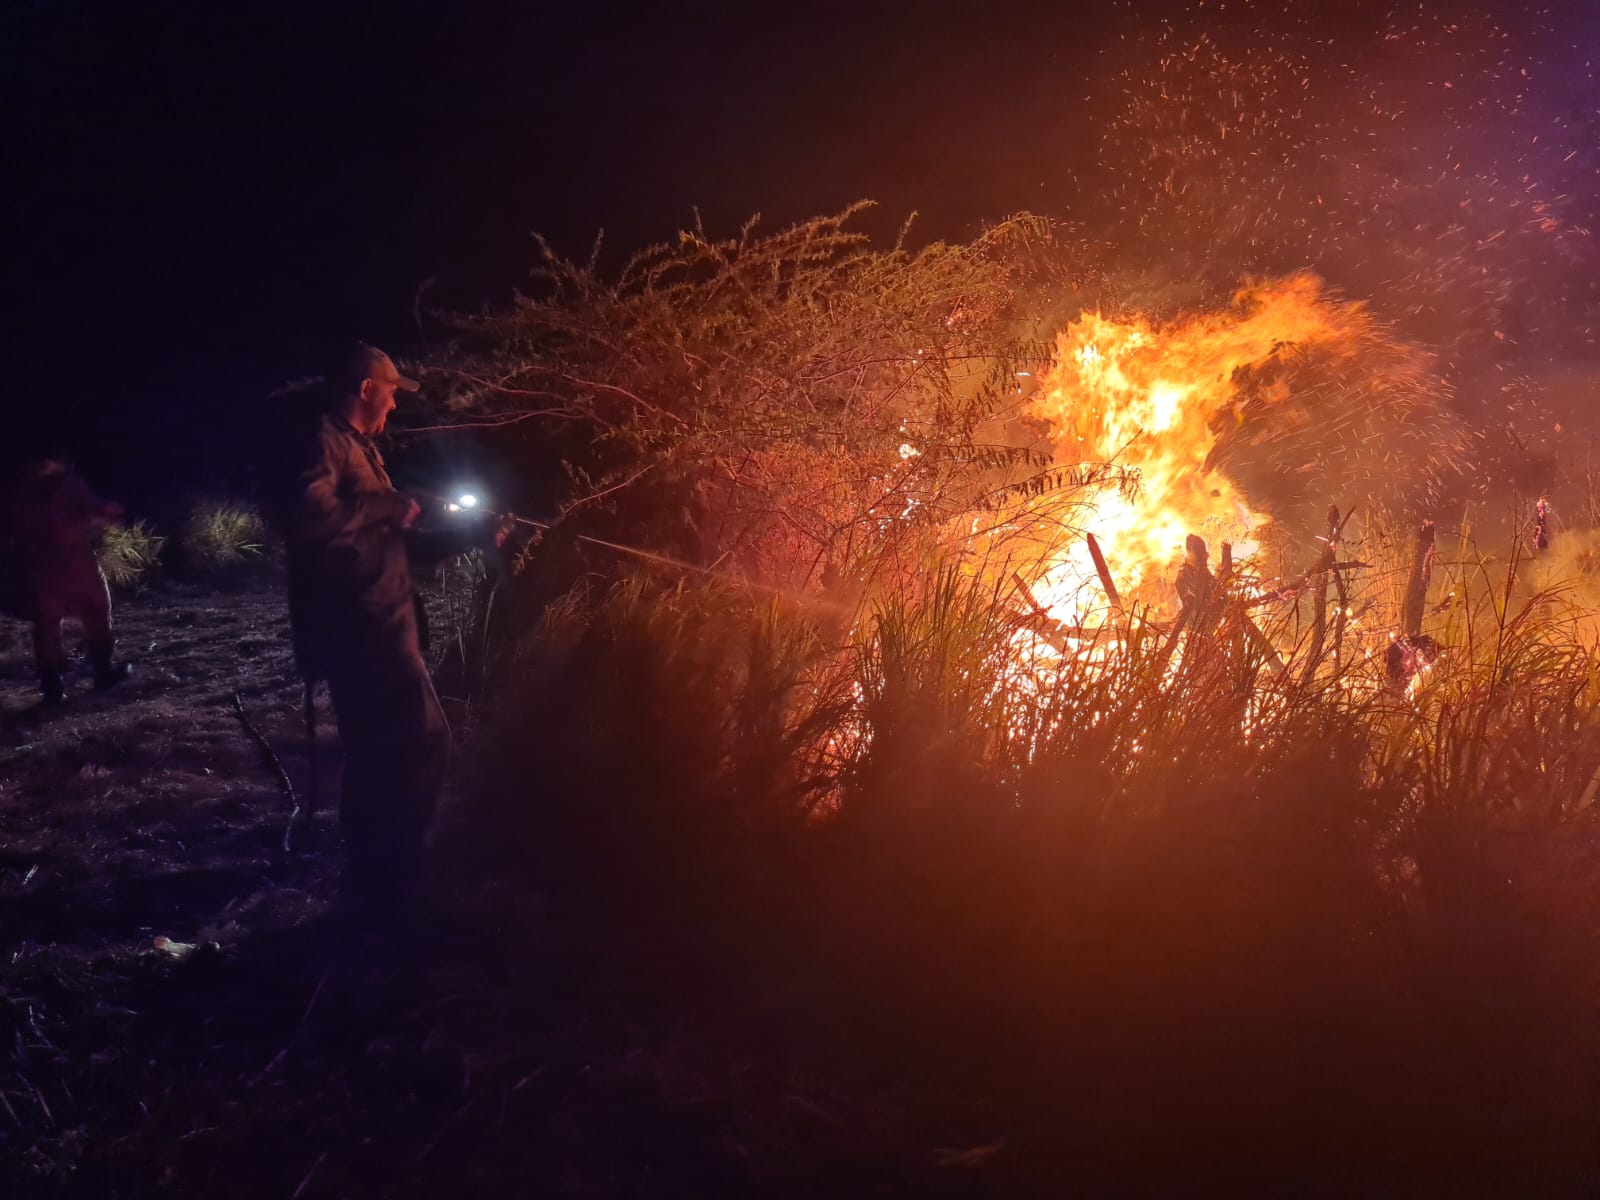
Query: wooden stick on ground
[{"left": 231, "top": 692, "right": 303, "bottom": 855}]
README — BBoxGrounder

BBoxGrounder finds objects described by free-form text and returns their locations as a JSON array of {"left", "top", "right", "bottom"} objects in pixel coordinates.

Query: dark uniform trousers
[
  {"left": 33, "top": 560, "right": 115, "bottom": 678},
  {"left": 325, "top": 636, "right": 451, "bottom": 889}
]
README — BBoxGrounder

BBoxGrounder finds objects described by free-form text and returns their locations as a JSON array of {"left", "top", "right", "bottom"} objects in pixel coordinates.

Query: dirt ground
[{"left": 0, "top": 579, "right": 789, "bottom": 1199}]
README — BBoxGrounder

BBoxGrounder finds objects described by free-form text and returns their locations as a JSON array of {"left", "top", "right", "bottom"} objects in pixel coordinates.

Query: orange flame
[{"left": 1025, "top": 274, "right": 1359, "bottom": 622}]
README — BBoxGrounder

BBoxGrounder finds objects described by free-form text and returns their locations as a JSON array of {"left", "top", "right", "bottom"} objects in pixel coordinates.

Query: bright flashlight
[{"left": 457, "top": 493, "right": 479, "bottom": 509}]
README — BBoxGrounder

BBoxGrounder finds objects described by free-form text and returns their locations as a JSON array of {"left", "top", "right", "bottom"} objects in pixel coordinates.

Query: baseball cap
[{"left": 340, "top": 343, "right": 419, "bottom": 393}]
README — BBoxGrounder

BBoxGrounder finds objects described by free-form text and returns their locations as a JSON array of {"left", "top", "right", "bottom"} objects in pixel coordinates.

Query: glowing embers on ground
[{"left": 1017, "top": 275, "right": 1368, "bottom": 627}]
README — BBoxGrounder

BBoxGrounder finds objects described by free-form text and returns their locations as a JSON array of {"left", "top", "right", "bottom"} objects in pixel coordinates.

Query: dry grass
[
  {"left": 471, "top": 539, "right": 1600, "bottom": 1189},
  {"left": 93, "top": 520, "right": 166, "bottom": 588},
  {"left": 429, "top": 550, "right": 501, "bottom": 702},
  {"left": 177, "top": 499, "right": 268, "bottom": 574},
  {"left": 4, "top": 535, "right": 1593, "bottom": 1192}
]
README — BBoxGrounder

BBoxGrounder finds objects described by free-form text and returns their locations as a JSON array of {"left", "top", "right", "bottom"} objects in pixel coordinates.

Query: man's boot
[
  {"left": 40, "top": 671, "right": 67, "bottom": 706},
  {"left": 89, "top": 641, "right": 131, "bottom": 690}
]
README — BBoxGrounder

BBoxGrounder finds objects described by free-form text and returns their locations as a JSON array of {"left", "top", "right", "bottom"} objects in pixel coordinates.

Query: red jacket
[{"left": 0, "top": 463, "right": 118, "bottom": 619}]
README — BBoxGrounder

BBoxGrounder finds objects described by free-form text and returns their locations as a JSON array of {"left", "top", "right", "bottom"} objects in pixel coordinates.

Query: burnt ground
[{"left": 0, "top": 579, "right": 852, "bottom": 1199}]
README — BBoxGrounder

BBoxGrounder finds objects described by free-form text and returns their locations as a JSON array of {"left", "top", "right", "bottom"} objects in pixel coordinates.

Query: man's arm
[
  {"left": 294, "top": 429, "right": 414, "bottom": 547},
  {"left": 59, "top": 474, "right": 124, "bottom": 532},
  {"left": 408, "top": 513, "right": 519, "bottom": 567}
]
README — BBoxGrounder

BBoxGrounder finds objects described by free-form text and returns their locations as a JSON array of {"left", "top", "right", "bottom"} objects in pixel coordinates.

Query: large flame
[{"left": 1024, "top": 275, "right": 1360, "bottom": 622}]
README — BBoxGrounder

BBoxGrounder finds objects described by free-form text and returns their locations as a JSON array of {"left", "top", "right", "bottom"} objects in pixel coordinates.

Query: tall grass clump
[
  {"left": 472, "top": 574, "right": 853, "bottom": 972},
  {"left": 846, "top": 563, "right": 1033, "bottom": 820},
  {"left": 1359, "top": 569, "right": 1600, "bottom": 1170},
  {"left": 468, "top": 545, "right": 1600, "bottom": 1184},
  {"left": 428, "top": 549, "right": 513, "bottom": 701},
  {"left": 177, "top": 498, "right": 268, "bottom": 573},
  {"left": 95, "top": 520, "right": 165, "bottom": 588}
]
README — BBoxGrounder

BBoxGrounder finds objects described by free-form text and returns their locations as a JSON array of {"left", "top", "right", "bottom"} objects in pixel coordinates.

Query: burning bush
[
  {"left": 438, "top": 207, "right": 1600, "bottom": 1184},
  {"left": 427, "top": 205, "right": 1081, "bottom": 601},
  {"left": 1007, "top": 273, "right": 1466, "bottom": 625}
]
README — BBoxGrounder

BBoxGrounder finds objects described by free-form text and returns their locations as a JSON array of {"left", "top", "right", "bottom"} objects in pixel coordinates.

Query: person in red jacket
[{"left": 4, "top": 461, "right": 132, "bottom": 705}]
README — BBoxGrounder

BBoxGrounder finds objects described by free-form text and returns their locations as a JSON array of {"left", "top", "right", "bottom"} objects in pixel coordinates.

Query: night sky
[
  {"left": 3, "top": 0, "right": 1104, "bottom": 492},
  {"left": 4, "top": 0, "right": 1596, "bottom": 502}
]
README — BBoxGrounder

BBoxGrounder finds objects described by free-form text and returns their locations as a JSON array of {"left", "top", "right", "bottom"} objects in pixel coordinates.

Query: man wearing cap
[{"left": 283, "top": 344, "right": 448, "bottom": 900}]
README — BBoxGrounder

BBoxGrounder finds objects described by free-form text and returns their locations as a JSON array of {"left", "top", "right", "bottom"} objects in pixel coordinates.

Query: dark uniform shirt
[{"left": 286, "top": 414, "right": 419, "bottom": 678}]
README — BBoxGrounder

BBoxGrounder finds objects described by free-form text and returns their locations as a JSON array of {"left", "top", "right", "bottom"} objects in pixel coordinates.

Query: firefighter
[
  {"left": 281, "top": 344, "right": 506, "bottom": 901},
  {"left": 3, "top": 461, "right": 132, "bottom": 705}
]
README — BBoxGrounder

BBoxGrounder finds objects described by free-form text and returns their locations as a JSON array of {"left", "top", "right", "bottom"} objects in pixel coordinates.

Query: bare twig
[
  {"left": 252, "top": 970, "right": 330, "bottom": 1088},
  {"left": 562, "top": 464, "right": 657, "bottom": 512},
  {"left": 558, "top": 374, "right": 689, "bottom": 427},
  {"left": 230, "top": 692, "right": 302, "bottom": 855},
  {"left": 290, "top": 1150, "right": 329, "bottom": 1200},
  {"left": 402, "top": 408, "right": 584, "bottom": 434}
]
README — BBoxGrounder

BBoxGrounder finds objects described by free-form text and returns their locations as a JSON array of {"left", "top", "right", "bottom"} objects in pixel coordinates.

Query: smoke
[{"left": 1060, "top": 2, "right": 1600, "bottom": 551}]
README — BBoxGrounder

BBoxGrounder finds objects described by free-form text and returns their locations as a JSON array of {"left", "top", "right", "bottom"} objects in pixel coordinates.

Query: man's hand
[
  {"left": 399, "top": 497, "right": 423, "bottom": 530},
  {"left": 493, "top": 514, "right": 516, "bottom": 549}
]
